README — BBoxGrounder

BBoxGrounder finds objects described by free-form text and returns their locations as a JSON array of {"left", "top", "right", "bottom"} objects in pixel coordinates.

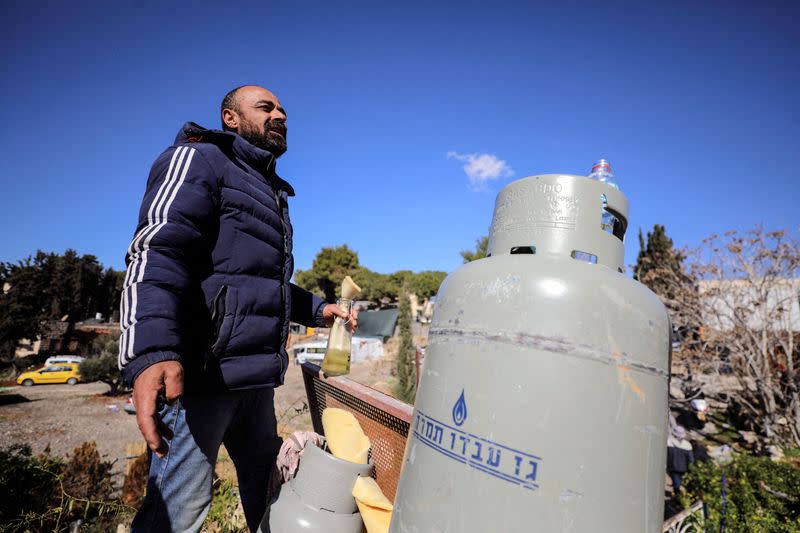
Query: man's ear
[{"left": 222, "top": 108, "right": 239, "bottom": 131}]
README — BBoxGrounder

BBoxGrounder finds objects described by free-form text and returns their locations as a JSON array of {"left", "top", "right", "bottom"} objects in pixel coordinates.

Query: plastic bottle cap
[{"left": 591, "top": 159, "right": 612, "bottom": 173}]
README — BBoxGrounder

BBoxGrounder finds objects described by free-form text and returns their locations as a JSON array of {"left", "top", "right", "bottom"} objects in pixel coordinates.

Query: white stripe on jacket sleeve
[{"left": 119, "top": 146, "right": 196, "bottom": 368}]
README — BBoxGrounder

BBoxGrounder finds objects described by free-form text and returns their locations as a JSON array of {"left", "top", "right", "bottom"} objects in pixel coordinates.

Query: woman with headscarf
[{"left": 666, "top": 425, "right": 694, "bottom": 493}]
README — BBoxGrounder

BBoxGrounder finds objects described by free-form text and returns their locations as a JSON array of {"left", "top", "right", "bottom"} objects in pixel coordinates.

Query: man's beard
[{"left": 239, "top": 119, "right": 287, "bottom": 157}]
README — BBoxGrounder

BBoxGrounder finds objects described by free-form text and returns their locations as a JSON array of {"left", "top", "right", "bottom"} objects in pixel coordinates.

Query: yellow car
[{"left": 17, "top": 363, "right": 81, "bottom": 386}]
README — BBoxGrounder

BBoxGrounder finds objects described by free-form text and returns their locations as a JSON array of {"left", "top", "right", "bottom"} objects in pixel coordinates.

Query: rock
[
  {"left": 669, "top": 383, "right": 685, "bottom": 400},
  {"left": 707, "top": 398, "right": 727, "bottom": 410},
  {"left": 739, "top": 430, "right": 758, "bottom": 445},
  {"left": 777, "top": 417, "right": 788, "bottom": 426},
  {"left": 702, "top": 421, "right": 720, "bottom": 435},
  {"left": 708, "top": 444, "right": 734, "bottom": 465},
  {"left": 767, "top": 445, "right": 784, "bottom": 461}
]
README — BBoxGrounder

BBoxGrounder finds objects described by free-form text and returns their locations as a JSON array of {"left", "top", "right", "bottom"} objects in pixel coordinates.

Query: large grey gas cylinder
[{"left": 390, "top": 174, "right": 670, "bottom": 533}]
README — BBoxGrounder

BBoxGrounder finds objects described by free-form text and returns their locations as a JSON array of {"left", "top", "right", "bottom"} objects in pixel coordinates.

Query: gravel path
[{"left": 0, "top": 382, "right": 139, "bottom": 484}]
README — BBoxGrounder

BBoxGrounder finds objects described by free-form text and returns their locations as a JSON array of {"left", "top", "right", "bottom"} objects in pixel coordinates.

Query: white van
[
  {"left": 291, "top": 341, "right": 327, "bottom": 365},
  {"left": 44, "top": 355, "right": 85, "bottom": 367}
]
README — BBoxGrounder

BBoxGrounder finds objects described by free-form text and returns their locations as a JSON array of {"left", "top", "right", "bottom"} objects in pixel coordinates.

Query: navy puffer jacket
[{"left": 119, "top": 123, "right": 327, "bottom": 390}]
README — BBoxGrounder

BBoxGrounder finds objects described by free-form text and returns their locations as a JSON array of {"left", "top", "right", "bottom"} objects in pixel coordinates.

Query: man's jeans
[{"left": 131, "top": 388, "right": 281, "bottom": 532}]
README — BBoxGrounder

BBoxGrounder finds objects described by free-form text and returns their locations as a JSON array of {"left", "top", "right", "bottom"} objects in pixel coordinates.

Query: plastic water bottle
[
  {"left": 588, "top": 159, "right": 619, "bottom": 234},
  {"left": 321, "top": 297, "right": 354, "bottom": 376},
  {"left": 321, "top": 275, "right": 361, "bottom": 377}
]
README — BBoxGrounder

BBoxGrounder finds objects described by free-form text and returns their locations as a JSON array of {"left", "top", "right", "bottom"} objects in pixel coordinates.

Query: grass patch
[
  {"left": 704, "top": 411, "right": 744, "bottom": 445},
  {"left": 204, "top": 478, "right": 247, "bottom": 533},
  {"left": 783, "top": 448, "right": 800, "bottom": 459}
]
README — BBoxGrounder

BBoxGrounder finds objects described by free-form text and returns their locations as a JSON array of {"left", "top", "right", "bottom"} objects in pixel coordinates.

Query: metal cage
[{"left": 301, "top": 362, "right": 412, "bottom": 501}]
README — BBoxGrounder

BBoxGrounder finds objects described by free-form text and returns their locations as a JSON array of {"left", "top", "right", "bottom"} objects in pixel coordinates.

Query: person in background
[{"left": 666, "top": 425, "right": 694, "bottom": 493}]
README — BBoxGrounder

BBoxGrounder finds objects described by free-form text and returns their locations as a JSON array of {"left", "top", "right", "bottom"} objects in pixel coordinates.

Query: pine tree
[
  {"left": 633, "top": 224, "right": 688, "bottom": 297},
  {"left": 460, "top": 236, "right": 489, "bottom": 263},
  {"left": 393, "top": 290, "right": 416, "bottom": 403},
  {"left": 0, "top": 250, "right": 125, "bottom": 362},
  {"left": 633, "top": 225, "right": 696, "bottom": 341}
]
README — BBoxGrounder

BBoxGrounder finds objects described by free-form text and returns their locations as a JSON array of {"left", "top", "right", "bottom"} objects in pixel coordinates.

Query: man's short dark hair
[{"left": 221, "top": 85, "right": 248, "bottom": 131}]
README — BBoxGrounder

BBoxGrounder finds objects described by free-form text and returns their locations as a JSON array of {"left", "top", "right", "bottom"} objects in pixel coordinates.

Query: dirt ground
[
  {"left": 0, "top": 382, "right": 139, "bottom": 484},
  {"left": 273, "top": 358, "right": 395, "bottom": 436},
  {"left": 0, "top": 359, "right": 396, "bottom": 488}
]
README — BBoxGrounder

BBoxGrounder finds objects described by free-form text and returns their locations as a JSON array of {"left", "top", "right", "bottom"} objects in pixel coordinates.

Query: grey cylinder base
[
  {"left": 260, "top": 442, "right": 372, "bottom": 533},
  {"left": 292, "top": 442, "right": 373, "bottom": 513},
  {"left": 264, "top": 482, "right": 364, "bottom": 533}
]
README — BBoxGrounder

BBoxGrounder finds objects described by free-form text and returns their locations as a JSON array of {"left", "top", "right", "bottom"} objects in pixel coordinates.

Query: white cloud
[{"left": 447, "top": 151, "right": 514, "bottom": 191}]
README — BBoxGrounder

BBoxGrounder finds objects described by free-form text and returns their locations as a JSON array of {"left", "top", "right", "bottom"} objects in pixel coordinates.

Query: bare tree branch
[{"left": 655, "top": 228, "right": 800, "bottom": 446}]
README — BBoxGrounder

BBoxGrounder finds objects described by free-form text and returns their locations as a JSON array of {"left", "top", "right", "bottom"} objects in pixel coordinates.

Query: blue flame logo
[{"left": 452, "top": 389, "right": 467, "bottom": 426}]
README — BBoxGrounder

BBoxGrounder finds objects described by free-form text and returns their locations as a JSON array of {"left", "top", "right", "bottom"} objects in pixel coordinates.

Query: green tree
[
  {"left": 46, "top": 250, "right": 105, "bottom": 322},
  {"left": 295, "top": 245, "right": 446, "bottom": 307},
  {"left": 408, "top": 271, "right": 447, "bottom": 299},
  {"left": 460, "top": 236, "right": 489, "bottom": 263},
  {"left": 633, "top": 225, "right": 688, "bottom": 295},
  {"left": 389, "top": 270, "right": 413, "bottom": 290},
  {"left": 0, "top": 256, "right": 50, "bottom": 362},
  {"left": 0, "top": 250, "right": 123, "bottom": 363},
  {"left": 293, "top": 268, "right": 324, "bottom": 299},
  {"left": 632, "top": 225, "right": 695, "bottom": 338},
  {"left": 294, "top": 245, "right": 360, "bottom": 302},
  {"left": 80, "top": 334, "right": 123, "bottom": 394},
  {"left": 393, "top": 291, "right": 416, "bottom": 403},
  {"left": 352, "top": 268, "right": 398, "bottom": 303},
  {"left": 96, "top": 268, "right": 125, "bottom": 322}
]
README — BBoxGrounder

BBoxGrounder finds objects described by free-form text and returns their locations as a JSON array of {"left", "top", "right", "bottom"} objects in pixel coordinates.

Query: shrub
[
  {"left": 82, "top": 333, "right": 124, "bottom": 394},
  {"left": 204, "top": 478, "right": 247, "bottom": 532},
  {"left": 681, "top": 453, "right": 800, "bottom": 532},
  {"left": 62, "top": 442, "right": 115, "bottom": 513},
  {"left": 0, "top": 442, "right": 131, "bottom": 532},
  {"left": 80, "top": 353, "right": 124, "bottom": 394},
  {"left": 0, "top": 444, "right": 62, "bottom": 527},
  {"left": 122, "top": 452, "right": 149, "bottom": 507}
]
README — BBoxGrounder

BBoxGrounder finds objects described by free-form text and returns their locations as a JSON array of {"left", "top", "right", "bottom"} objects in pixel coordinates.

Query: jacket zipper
[
  {"left": 211, "top": 285, "right": 228, "bottom": 343},
  {"left": 271, "top": 184, "right": 288, "bottom": 377}
]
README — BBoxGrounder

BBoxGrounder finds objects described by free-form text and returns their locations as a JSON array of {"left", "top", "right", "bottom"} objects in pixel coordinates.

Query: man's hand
[
  {"left": 322, "top": 303, "right": 359, "bottom": 332},
  {"left": 132, "top": 360, "right": 184, "bottom": 458}
]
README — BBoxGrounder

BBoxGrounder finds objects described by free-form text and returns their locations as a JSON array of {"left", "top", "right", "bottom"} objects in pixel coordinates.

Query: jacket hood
[{"left": 175, "top": 122, "right": 295, "bottom": 196}]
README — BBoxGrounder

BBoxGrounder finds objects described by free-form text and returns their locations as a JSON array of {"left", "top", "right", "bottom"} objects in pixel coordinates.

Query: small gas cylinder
[{"left": 390, "top": 174, "right": 670, "bottom": 532}]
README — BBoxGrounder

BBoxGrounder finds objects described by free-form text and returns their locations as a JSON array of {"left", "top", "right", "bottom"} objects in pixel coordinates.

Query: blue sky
[{"left": 1, "top": 0, "right": 798, "bottom": 276}]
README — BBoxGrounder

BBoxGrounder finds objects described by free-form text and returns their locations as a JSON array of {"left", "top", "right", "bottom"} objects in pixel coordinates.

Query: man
[{"left": 119, "top": 85, "right": 356, "bottom": 532}]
